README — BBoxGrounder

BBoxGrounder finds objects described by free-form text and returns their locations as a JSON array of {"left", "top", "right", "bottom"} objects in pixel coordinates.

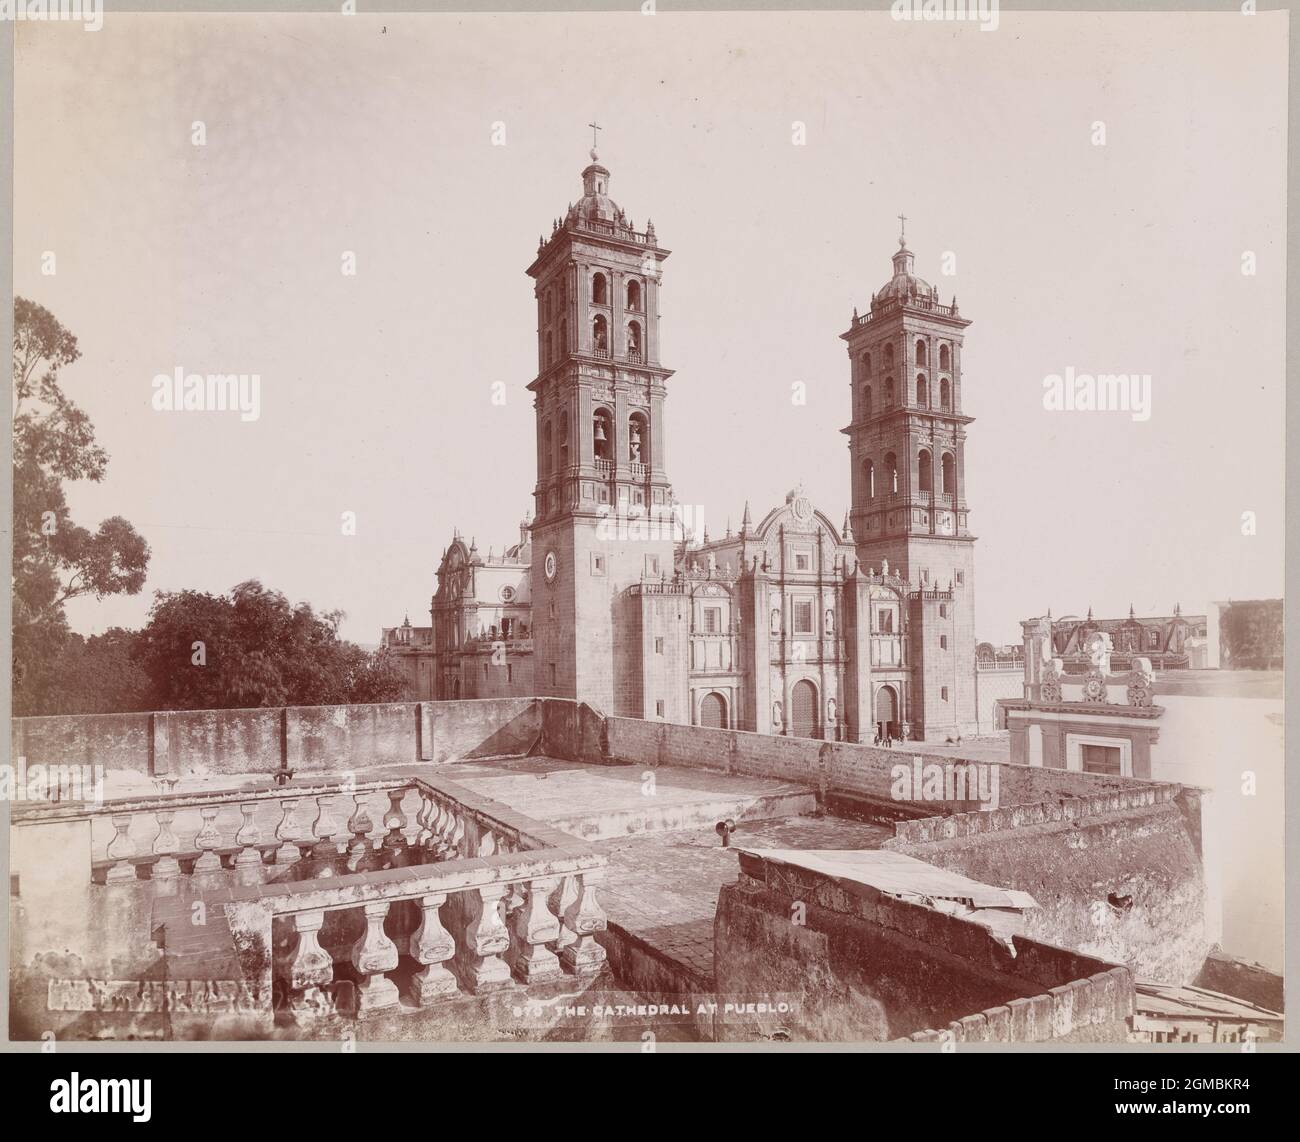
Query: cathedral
[{"left": 421, "top": 148, "right": 980, "bottom": 743}]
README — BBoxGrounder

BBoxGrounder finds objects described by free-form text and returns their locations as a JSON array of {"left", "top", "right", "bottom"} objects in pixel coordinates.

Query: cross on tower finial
[
  {"left": 897, "top": 212, "right": 908, "bottom": 241},
  {"left": 588, "top": 120, "right": 602, "bottom": 149}
]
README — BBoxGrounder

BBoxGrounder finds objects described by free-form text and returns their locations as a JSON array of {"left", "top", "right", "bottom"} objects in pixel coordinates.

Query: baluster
[
  {"left": 105, "top": 814, "right": 137, "bottom": 883},
  {"left": 513, "top": 877, "right": 562, "bottom": 983},
  {"left": 413, "top": 792, "right": 433, "bottom": 853},
  {"left": 274, "top": 799, "right": 301, "bottom": 865},
  {"left": 346, "top": 793, "right": 375, "bottom": 866},
  {"left": 150, "top": 810, "right": 181, "bottom": 882},
  {"left": 408, "top": 893, "right": 458, "bottom": 1004},
  {"left": 551, "top": 876, "right": 579, "bottom": 955},
  {"left": 350, "top": 901, "right": 400, "bottom": 1017},
  {"left": 560, "top": 870, "right": 608, "bottom": 977},
  {"left": 193, "top": 806, "right": 224, "bottom": 872},
  {"left": 234, "top": 802, "right": 263, "bottom": 870},
  {"left": 463, "top": 885, "right": 511, "bottom": 992},
  {"left": 448, "top": 810, "right": 466, "bottom": 859},
  {"left": 383, "top": 788, "right": 409, "bottom": 851},
  {"left": 311, "top": 794, "right": 340, "bottom": 857},
  {"left": 480, "top": 830, "right": 497, "bottom": 858},
  {"left": 432, "top": 801, "right": 452, "bottom": 858},
  {"left": 286, "top": 910, "right": 335, "bottom": 1015}
]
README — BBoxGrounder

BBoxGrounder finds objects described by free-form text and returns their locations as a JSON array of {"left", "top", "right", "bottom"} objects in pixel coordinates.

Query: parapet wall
[
  {"left": 603, "top": 714, "right": 1149, "bottom": 807},
  {"left": 11, "top": 698, "right": 562, "bottom": 779},
  {"left": 714, "top": 849, "right": 1133, "bottom": 1043}
]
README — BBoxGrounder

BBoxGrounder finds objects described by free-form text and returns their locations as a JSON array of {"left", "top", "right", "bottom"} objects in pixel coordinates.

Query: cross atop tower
[
  {"left": 897, "top": 212, "right": 908, "bottom": 242},
  {"left": 588, "top": 120, "right": 602, "bottom": 150}
]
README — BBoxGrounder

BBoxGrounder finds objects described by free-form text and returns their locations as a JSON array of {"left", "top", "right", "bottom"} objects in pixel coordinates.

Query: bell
[{"left": 594, "top": 419, "right": 607, "bottom": 443}]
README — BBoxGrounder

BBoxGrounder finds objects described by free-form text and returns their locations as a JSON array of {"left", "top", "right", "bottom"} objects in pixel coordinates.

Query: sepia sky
[{"left": 14, "top": 9, "right": 1288, "bottom": 647}]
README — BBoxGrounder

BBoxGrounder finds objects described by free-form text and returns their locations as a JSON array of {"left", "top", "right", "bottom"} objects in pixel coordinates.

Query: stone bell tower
[
  {"left": 841, "top": 223, "right": 979, "bottom": 738},
  {"left": 525, "top": 146, "right": 677, "bottom": 716}
]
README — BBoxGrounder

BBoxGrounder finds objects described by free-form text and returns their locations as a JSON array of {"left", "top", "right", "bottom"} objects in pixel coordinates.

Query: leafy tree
[
  {"left": 16, "top": 628, "right": 152, "bottom": 715},
  {"left": 12, "top": 298, "right": 150, "bottom": 712},
  {"left": 135, "top": 579, "right": 407, "bottom": 710}
]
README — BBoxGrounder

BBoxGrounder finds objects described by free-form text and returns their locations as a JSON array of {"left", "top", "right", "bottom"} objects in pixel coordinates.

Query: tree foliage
[
  {"left": 12, "top": 298, "right": 151, "bottom": 709},
  {"left": 134, "top": 580, "right": 407, "bottom": 710}
]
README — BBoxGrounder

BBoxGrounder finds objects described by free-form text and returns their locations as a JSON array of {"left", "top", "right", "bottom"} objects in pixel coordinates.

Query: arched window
[
  {"left": 863, "top": 385, "right": 873, "bottom": 418},
  {"left": 918, "top": 449, "right": 933, "bottom": 493},
  {"left": 916, "top": 375, "right": 928, "bottom": 406},
  {"left": 862, "top": 352, "right": 872, "bottom": 377},
  {"left": 626, "top": 279, "right": 642, "bottom": 311},
  {"left": 545, "top": 331, "right": 553, "bottom": 364},
  {"left": 941, "top": 452, "right": 955, "bottom": 495},
  {"left": 886, "top": 377, "right": 896, "bottom": 404},
  {"left": 558, "top": 415, "right": 569, "bottom": 470},
  {"left": 592, "top": 272, "right": 608, "bottom": 305},
  {"left": 628, "top": 411, "right": 648, "bottom": 465},
  {"left": 626, "top": 320, "right": 643, "bottom": 359},
  {"left": 915, "top": 338, "right": 927, "bottom": 365},
  {"left": 884, "top": 344, "right": 895, "bottom": 371},
  {"left": 591, "top": 314, "right": 609, "bottom": 354},
  {"left": 939, "top": 344, "right": 951, "bottom": 370},
  {"left": 544, "top": 292, "right": 552, "bottom": 322},
  {"left": 542, "top": 420, "right": 553, "bottom": 474},
  {"left": 940, "top": 378, "right": 951, "bottom": 409},
  {"left": 864, "top": 458, "right": 876, "bottom": 500},
  {"left": 559, "top": 318, "right": 567, "bottom": 354},
  {"left": 885, "top": 452, "right": 899, "bottom": 494},
  {"left": 593, "top": 408, "right": 613, "bottom": 462}
]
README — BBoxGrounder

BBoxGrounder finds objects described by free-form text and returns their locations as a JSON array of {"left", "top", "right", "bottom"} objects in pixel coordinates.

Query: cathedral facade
[{"left": 425, "top": 150, "right": 980, "bottom": 743}]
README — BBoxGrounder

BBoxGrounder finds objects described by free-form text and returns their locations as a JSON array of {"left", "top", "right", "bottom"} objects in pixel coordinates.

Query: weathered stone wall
[
  {"left": 889, "top": 791, "right": 1210, "bottom": 984},
  {"left": 11, "top": 697, "right": 553, "bottom": 778},
  {"left": 714, "top": 851, "right": 1132, "bottom": 1042},
  {"left": 604, "top": 714, "right": 1148, "bottom": 806}
]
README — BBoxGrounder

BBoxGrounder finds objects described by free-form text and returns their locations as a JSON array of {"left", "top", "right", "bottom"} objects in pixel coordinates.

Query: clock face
[
  {"left": 499, "top": 585, "right": 516, "bottom": 603},
  {"left": 544, "top": 551, "right": 558, "bottom": 582}
]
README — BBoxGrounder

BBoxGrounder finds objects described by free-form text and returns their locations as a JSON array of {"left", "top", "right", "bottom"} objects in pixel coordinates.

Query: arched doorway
[
  {"left": 699, "top": 692, "right": 727, "bottom": 729},
  {"left": 789, "top": 680, "right": 820, "bottom": 739},
  {"left": 874, "top": 685, "right": 899, "bottom": 741}
]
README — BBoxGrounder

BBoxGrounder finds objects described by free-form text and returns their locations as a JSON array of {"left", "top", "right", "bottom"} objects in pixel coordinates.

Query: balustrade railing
[{"left": 15, "top": 770, "right": 611, "bottom": 1020}]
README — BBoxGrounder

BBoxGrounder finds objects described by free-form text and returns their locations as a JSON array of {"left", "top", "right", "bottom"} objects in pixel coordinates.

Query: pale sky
[{"left": 14, "top": 10, "right": 1288, "bottom": 647}]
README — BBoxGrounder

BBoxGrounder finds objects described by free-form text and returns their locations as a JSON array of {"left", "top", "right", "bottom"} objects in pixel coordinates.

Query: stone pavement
[
  {"left": 594, "top": 814, "right": 895, "bottom": 985},
  {"left": 446, "top": 755, "right": 815, "bottom": 840}
]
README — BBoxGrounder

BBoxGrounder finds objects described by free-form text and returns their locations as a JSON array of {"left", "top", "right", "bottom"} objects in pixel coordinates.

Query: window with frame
[
  {"left": 941, "top": 686, "right": 949, "bottom": 701},
  {"left": 793, "top": 601, "right": 814, "bottom": 634},
  {"left": 703, "top": 607, "right": 721, "bottom": 634},
  {"left": 655, "top": 700, "right": 665, "bottom": 718},
  {"left": 940, "top": 635, "right": 948, "bottom": 649},
  {"left": 655, "top": 637, "right": 664, "bottom": 654},
  {"left": 794, "top": 551, "right": 811, "bottom": 571}
]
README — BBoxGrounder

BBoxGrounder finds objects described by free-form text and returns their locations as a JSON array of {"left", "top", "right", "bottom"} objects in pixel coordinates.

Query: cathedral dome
[
  {"left": 874, "top": 235, "right": 938, "bottom": 306},
  {"left": 563, "top": 150, "right": 638, "bottom": 235}
]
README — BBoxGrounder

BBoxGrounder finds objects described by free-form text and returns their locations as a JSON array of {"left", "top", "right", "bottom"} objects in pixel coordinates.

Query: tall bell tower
[
  {"left": 525, "top": 147, "right": 676, "bottom": 715},
  {"left": 841, "top": 225, "right": 979, "bottom": 738}
]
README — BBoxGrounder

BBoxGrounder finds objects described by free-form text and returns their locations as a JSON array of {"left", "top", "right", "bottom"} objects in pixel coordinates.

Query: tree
[
  {"left": 12, "top": 298, "right": 150, "bottom": 711},
  {"left": 134, "top": 579, "right": 406, "bottom": 710},
  {"left": 16, "top": 628, "right": 152, "bottom": 716}
]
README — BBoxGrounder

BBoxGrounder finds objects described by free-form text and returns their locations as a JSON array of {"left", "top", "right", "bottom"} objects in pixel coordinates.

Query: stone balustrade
[
  {"left": 263, "top": 854, "right": 609, "bottom": 1018},
  {"left": 15, "top": 769, "right": 611, "bottom": 1022},
  {"left": 13, "top": 773, "right": 563, "bottom": 889}
]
